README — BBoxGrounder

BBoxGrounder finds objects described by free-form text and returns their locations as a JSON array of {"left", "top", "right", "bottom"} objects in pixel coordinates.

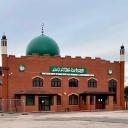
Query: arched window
[
  {"left": 108, "top": 79, "right": 117, "bottom": 92},
  {"left": 57, "top": 95, "right": 61, "bottom": 105},
  {"left": 32, "top": 77, "right": 43, "bottom": 87},
  {"left": 51, "top": 78, "right": 61, "bottom": 87},
  {"left": 69, "top": 78, "right": 78, "bottom": 87},
  {"left": 108, "top": 79, "right": 117, "bottom": 103},
  {"left": 88, "top": 79, "right": 97, "bottom": 87},
  {"left": 69, "top": 94, "right": 78, "bottom": 105}
]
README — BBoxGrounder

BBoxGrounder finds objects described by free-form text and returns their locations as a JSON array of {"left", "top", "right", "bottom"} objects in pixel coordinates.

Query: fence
[{"left": 0, "top": 99, "right": 25, "bottom": 113}]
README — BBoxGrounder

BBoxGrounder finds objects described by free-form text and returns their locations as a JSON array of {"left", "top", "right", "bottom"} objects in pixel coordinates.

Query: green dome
[{"left": 26, "top": 35, "right": 60, "bottom": 56}]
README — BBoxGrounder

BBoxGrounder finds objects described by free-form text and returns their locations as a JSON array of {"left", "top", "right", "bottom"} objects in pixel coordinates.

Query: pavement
[{"left": 0, "top": 110, "right": 128, "bottom": 128}]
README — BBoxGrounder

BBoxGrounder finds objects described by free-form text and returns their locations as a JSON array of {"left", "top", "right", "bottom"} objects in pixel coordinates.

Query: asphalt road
[{"left": 0, "top": 111, "right": 128, "bottom": 128}]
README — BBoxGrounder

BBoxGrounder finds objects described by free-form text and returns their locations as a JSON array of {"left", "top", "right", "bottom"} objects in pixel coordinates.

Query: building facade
[{"left": 0, "top": 33, "right": 125, "bottom": 112}]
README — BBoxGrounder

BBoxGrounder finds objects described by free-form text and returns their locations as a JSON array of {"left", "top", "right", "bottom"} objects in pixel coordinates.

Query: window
[
  {"left": 0, "top": 80, "right": 3, "bottom": 86},
  {"left": 0, "top": 68, "right": 2, "bottom": 75},
  {"left": 69, "top": 78, "right": 78, "bottom": 87},
  {"left": 108, "top": 79, "right": 117, "bottom": 92},
  {"left": 69, "top": 94, "right": 78, "bottom": 105},
  {"left": 26, "top": 95, "right": 35, "bottom": 106},
  {"left": 88, "top": 79, "right": 97, "bottom": 87},
  {"left": 57, "top": 95, "right": 61, "bottom": 105},
  {"left": 51, "top": 78, "right": 61, "bottom": 87},
  {"left": 32, "top": 77, "right": 43, "bottom": 87},
  {"left": 108, "top": 79, "right": 117, "bottom": 103}
]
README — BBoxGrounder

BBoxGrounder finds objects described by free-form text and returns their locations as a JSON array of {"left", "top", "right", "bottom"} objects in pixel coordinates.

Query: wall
[{"left": 1, "top": 54, "right": 124, "bottom": 111}]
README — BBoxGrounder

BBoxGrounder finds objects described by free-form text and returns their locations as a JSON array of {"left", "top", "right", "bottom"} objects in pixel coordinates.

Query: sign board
[
  {"left": 50, "top": 66, "right": 87, "bottom": 74},
  {"left": 41, "top": 66, "right": 94, "bottom": 77}
]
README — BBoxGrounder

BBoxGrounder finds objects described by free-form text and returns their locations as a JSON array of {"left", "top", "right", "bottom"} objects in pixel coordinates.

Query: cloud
[{"left": 0, "top": 0, "right": 128, "bottom": 82}]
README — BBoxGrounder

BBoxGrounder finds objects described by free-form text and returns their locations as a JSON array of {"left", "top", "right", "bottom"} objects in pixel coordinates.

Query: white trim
[
  {"left": 120, "top": 55, "right": 125, "bottom": 62},
  {"left": 68, "top": 77, "right": 79, "bottom": 81},
  {"left": 68, "top": 93, "right": 79, "bottom": 96},
  {"left": 50, "top": 76, "right": 62, "bottom": 80},
  {"left": 87, "top": 77, "right": 98, "bottom": 81},
  {"left": 41, "top": 72, "right": 94, "bottom": 77},
  {"left": 57, "top": 93, "right": 62, "bottom": 96},
  {"left": 1, "top": 46, "right": 7, "bottom": 54},
  {"left": 32, "top": 76, "right": 44, "bottom": 80},
  {"left": 108, "top": 78, "right": 118, "bottom": 82}
]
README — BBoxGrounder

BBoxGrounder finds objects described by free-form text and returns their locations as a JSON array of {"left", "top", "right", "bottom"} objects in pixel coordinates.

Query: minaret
[
  {"left": 1, "top": 34, "right": 8, "bottom": 100},
  {"left": 120, "top": 45, "right": 125, "bottom": 109},
  {"left": 1, "top": 34, "right": 7, "bottom": 54},
  {"left": 120, "top": 45, "right": 125, "bottom": 62}
]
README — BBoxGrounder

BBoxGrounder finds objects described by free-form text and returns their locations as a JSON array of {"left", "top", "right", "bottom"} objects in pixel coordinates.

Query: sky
[{"left": 0, "top": 0, "right": 128, "bottom": 84}]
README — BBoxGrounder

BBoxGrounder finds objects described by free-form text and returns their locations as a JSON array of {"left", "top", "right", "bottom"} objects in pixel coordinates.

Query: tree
[
  {"left": 124, "top": 86, "right": 128, "bottom": 97},
  {"left": 124, "top": 86, "right": 128, "bottom": 109}
]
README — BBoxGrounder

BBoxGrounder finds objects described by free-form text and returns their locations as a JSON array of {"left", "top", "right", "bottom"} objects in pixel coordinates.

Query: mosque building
[{"left": 0, "top": 28, "right": 125, "bottom": 112}]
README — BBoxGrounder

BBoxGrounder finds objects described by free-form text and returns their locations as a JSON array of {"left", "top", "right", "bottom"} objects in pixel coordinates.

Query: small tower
[
  {"left": 1, "top": 34, "right": 8, "bottom": 100},
  {"left": 1, "top": 34, "right": 7, "bottom": 54},
  {"left": 120, "top": 45, "right": 125, "bottom": 109},
  {"left": 120, "top": 45, "right": 125, "bottom": 62}
]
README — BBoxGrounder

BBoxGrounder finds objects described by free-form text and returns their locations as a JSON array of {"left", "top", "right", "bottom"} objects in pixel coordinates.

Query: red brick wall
[{"left": 1, "top": 54, "right": 125, "bottom": 111}]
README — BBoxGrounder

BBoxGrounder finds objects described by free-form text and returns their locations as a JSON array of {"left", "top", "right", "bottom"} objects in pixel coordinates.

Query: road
[{"left": 0, "top": 111, "right": 128, "bottom": 128}]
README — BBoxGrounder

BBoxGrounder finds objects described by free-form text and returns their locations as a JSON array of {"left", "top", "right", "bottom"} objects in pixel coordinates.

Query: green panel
[
  {"left": 26, "top": 95, "right": 35, "bottom": 106},
  {"left": 50, "top": 66, "right": 87, "bottom": 74},
  {"left": 26, "top": 35, "right": 60, "bottom": 56}
]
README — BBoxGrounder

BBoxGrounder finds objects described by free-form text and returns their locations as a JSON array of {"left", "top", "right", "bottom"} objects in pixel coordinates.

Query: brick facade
[{"left": 0, "top": 53, "right": 125, "bottom": 112}]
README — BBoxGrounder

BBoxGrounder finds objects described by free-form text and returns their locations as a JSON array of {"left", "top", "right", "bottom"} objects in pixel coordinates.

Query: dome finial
[
  {"left": 41, "top": 23, "right": 44, "bottom": 35},
  {"left": 2, "top": 32, "right": 6, "bottom": 39},
  {"left": 121, "top": 44, "right": 124, "bottom": 49}
]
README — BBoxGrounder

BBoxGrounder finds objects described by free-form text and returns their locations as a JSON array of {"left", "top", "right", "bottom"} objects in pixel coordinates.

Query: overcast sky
[{"left": 0, "top": 0, "right": 128, "bottom": 83}]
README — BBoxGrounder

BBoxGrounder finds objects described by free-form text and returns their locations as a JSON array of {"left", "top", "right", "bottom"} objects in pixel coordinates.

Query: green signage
[{"left": 50, "top": 66, "right": 87, "bottom": 74}]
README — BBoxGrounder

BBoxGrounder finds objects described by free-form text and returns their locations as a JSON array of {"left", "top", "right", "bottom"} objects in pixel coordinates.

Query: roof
[
  {"left": 26, "top": 35, "right": 60, "bottom": 56},
  {"left": 80, "top": 91, "right": 115, "bottom": 95},
  {"left": 15, "top": 90, "right": 57, "bottom": 95}
]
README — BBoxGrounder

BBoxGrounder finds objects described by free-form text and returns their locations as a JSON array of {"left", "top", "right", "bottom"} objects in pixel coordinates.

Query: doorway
[
  {"left": 39, "top": 96, "right": 50, "bottom": 111},
  {"left": 96, "top": 95, "right": 107, "bottom": 109}
]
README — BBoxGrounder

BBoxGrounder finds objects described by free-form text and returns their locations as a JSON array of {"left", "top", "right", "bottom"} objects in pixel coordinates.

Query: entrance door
[
  {"left": 96, "top": 95, "right": 106, "bottom": 109},
  {"left": 39, "top": 96, "right": 50, "bottom": 111}
]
